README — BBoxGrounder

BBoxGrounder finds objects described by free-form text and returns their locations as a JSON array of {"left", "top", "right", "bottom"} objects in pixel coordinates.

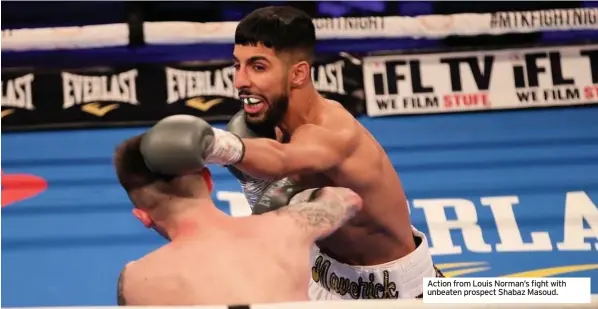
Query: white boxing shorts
[{"left": 308, "top": 226, "right": 440, "bottom": 300}]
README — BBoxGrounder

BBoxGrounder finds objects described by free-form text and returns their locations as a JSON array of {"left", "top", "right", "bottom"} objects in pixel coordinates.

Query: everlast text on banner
[
  {"left": 1, "top": 56, "right": 364, "bottom": 131},
  {"left": 59, "top": 68, "right": 142, "bottom": 124},
  {"left": 156, "top": 61, "right": 257, "bottom": 120},
  {"left": 1, "top": 63, "right": 242, "bottom": 131},
  {"left": 2, "top": 67, "right": 145, "bottom": 131},
  {"left": 159, "top": 63, "right": 241, "bottom": 117},
  {"left": 2, "top": 70, "right": 67, "bottom": 130},
  {"left": 362, "top": 44, "right": 598, "bottom": 117},
  {"left": 2, "top": 73, "right": 35, "bottom": 120}
]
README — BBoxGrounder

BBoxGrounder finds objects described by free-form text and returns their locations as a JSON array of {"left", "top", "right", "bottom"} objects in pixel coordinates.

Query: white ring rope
[{"left": 1, "top": 8, "right": 596, "bottom": 51}]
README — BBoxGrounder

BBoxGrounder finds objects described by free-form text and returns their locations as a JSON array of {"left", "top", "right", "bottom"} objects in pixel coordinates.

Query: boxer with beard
[{"left": 139, "top": 6, "right": 443, "bottom": 301}]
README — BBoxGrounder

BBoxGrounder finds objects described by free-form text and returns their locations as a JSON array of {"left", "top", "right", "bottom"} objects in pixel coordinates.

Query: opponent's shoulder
[
  {"left": 117, "top": 261, "right": 137, "bottom": 305},
  {"left": 119, "top": 259, "right": 143, "bottom": 284},
  {"left": 254, "top": 210, "right": 310, "bottom": 245},
  {"left": 117, "top": 253, "right": 168, "bottom": 305},
  {"left": 122, "top": 247, "right": 167, "bottom": 279}
]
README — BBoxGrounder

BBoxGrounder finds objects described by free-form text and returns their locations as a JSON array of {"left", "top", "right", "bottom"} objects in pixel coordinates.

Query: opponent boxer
[
  {"left": 113, "top": 134, "right": 362, "bottom": 306},
  {"left": 139, "top": 5, "right": 443, "bottom": 300}
]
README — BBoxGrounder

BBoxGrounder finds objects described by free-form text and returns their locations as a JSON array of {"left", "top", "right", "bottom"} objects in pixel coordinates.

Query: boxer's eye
[{"left": 253, "top": 64, "right": 266, "bottom": 72}]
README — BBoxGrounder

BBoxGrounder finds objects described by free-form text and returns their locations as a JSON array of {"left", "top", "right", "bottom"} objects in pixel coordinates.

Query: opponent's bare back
[
  {"left": 290, "top": 100, "right": 415, "bottom": 266},
  {"left": 120, "top": 218, "right": 309, "bottom": 306},
  {"left": 118, "top": 187, "right": 362, "bottom": 306}
]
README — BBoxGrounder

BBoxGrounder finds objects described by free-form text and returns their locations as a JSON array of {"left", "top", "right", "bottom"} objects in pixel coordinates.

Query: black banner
[
  {"left": 1, "top": 55, "right": 364, "bottom": 131},
  {"left": 312, "top": 55, "right": 364, "bottom": 116}
]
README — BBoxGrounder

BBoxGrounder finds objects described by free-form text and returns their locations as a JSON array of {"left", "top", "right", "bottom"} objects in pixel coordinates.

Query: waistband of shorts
[{"left": 311, "top": 226, "right": 436, "bottom": 299}]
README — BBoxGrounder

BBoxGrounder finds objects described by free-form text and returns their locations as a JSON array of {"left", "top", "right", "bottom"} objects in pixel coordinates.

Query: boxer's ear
[
  {"left": 132, "top": 208, "right": 153, "bottom": 228},
  {"left": 290, "top": 61, "right": 310, "bottom": 88}
]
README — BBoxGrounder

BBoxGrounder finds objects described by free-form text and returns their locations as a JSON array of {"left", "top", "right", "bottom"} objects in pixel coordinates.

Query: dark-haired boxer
[
  {"left": 140, "top": 5, "right": 443, "bottom": 301},
  {"left": 112, "top": 135, "right": 362, "bottom": 306}
]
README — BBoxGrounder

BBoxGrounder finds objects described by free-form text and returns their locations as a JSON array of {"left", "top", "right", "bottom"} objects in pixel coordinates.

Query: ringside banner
[
  {"left": 1, "top": 55, "right": 364, "bottom": 131},
  {"left": 362, "top": 44, "right": 598, "bottom": 117}
]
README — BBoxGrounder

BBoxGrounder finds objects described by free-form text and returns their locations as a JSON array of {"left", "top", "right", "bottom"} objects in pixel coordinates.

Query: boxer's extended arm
[
  {"left": 236, "top": 125, "right": 356, "bottom": 180},
  {"left": 138, "top": 114, "right": 356, "bottom": 179},
  {"left": 274, "top": 187, "right": 363, "bottom": 241}
]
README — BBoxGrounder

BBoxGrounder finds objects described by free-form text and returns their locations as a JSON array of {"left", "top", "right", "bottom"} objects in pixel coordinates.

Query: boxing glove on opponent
[{"left": 140, "top": 114, "right": 246, "bottom": 176}]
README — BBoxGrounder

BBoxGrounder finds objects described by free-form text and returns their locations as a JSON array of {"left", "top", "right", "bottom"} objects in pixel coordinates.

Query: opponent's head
[
  {"left": 233, "top": 6, "right": 316, "bottom": 126},
  {"left": 113, "top": 135, "right": 214, "bottom": 240}
]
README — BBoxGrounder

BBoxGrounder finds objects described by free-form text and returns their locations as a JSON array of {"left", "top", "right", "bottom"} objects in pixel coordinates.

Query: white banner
[
  {"left": 1, "top": 23, "right": 129, "bottom": 52},
  {"left": 144, "top": 8, "right": 598, "bottom": 45},
  {"left": 362, "top": 44, "right": 598, "bottom": 117}
]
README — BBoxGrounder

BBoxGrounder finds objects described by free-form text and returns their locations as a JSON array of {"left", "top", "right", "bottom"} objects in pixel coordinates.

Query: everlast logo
[
  {"left": 311, "top": 256, "right": 399, "bottom": 299},
  {"left": 166, "top": 67, "right": 237, "bottom": 106},
  {"left": 62, "top": 70, "right": 139, "bottom": 116},
  {"left": 2, "top": 74, "right": 35, "bottom": 117},
  {"left": 312, "top": 60, "right": 346, "bottom": 95}
]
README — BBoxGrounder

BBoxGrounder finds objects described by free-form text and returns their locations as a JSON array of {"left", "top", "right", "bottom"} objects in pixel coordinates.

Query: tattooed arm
[{"left": 274, "top": 187, "right": 363, "bottom": 241}]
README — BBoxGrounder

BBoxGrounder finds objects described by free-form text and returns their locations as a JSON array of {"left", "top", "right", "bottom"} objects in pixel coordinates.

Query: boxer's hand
[
  {"left": 225, "top": 110, "right": 275, "bottom": 181},
  {"left": 252, "top": 178, "right": 315, "bottom": 215},
  {"left": 140, "top": 115, "right": 244, "bottom": 175},
  {"left": 225, "top": 111, "right": 282, "bottom": 208}
]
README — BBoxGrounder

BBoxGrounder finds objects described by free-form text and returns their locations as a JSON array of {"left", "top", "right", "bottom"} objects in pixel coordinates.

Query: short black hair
[
  {"left": 235, "top": 6, "right": 316, "bottom": 61},
  {"left": 113, "top": 134, "right": 207, "bottom": 211}
]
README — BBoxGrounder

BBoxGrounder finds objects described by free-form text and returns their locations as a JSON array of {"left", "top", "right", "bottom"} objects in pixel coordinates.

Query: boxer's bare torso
[
  {"left": 120, "top": 216, "right": 311, "bottom": 306},
  {"left": 282, "top": 100, "right": 415, "bottom": 266}
]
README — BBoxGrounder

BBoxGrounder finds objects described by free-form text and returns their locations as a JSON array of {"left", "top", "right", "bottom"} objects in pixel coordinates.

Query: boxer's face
[{"left": 233, "top": 43, "right": 290, "bottom": 126}]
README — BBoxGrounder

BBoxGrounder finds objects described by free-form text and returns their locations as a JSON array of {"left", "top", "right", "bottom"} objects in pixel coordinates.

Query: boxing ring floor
[{"left": 2, "top": 106, "right": 598, "bottom": 306}]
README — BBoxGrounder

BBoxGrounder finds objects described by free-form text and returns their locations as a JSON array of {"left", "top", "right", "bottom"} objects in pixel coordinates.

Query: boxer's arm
[
  {"left": 274, "top": 187, "right": 363, "bottom": 241},
  {"left": 236, "top": 124, "right": 356, "bottom": 180}
]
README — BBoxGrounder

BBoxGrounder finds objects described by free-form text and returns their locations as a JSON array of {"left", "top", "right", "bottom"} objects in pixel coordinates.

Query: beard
[{"left": 245, "top": 92, "right": 289, "bottom": 129}]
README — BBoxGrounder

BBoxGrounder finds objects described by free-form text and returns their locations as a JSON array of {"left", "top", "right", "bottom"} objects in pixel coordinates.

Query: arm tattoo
[
  {"left": 117, "top": 266, "right": 127, "bottom": 305},
  {"left": 281, "top": 199, "right": 341, "bottom": 229},
  {"left": 276, "top": 188, "right": 359, "bottom": 236}
]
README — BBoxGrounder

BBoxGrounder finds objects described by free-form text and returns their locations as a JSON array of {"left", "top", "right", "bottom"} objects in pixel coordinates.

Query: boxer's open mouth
[{"left": 241, "top": 96, "right": 265, "bottom": 114}]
